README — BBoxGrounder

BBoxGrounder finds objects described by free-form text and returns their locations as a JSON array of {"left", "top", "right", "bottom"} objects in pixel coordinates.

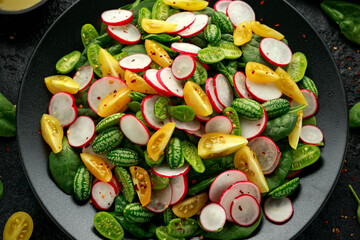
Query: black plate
[
  {"left": 0, "top": 0, "right": 48, "bottom": 15},
  {"left": 17, "top": 0, "right": 348, "bottom": 239}
]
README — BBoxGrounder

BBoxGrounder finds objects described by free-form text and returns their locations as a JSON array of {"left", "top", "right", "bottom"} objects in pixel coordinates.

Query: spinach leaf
[
  {"left": 349, "top": 102, "right": 360, "bottom": 128},
  {"left": 49, "top": 137, "right": 82, "bottom": 195},
  {"left": 122, "top": 44, "right": 147, "bottom": 55},
  {"left": 321, "top": 1, "right": 360, "bottom": 45},
  {"left": 266, "top": 151, "right": 293, "bottom": 192},
  {"left": 262, "top": 112, "right": 298, "bottom": 142},
  {"left": 142, "top": 34, "right": 181, "bottom": 43},
  {"left": 0, "top": 93, "right": 16, "bottom": 137},
  {"left": 214, "top": 61, "right": 234, "bottom": 86},
  {"left": 131, "top": 0, "right": 157, "bottom": 23},
  {"left": 0, "top": 179, "right": 3, "bottom": 201}
]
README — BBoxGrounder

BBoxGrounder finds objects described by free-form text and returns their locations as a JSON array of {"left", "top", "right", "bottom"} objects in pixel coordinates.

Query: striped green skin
[
  {"left": 211, "top": 11, "right": 234, "bottom": 34},
  {"left": 197, "top": 47, "right": 225, "bottom": 64},
  {"left": 231, "top": 98, "right": 264, "bottom": 120},
  {"left": 168, "top": 105, "right": 195, "bottom": 122},
  {"left": 123, "top": 203, "right": 155, "bottom": 223},
  {"left": 299, "top": 76, "right": 318, "bottom": 98},
  {"left": 152, "top": 0, "right": 170, "bottom": 20},
  {"left": 223, "top": 107, "right": 241, "bottom": 136},
  {"left": 166, "top": 138, "right": 184, "bottom": 169},
  {"left": 92, "top": 127, "right": 123, "bottom": 154},
  {"left": 93, "top": 212, "right": 124, "bottom": 240},
  {"left": 290, "top": 145, "right": 321, "bottom": 171},
  {"left": 138, "top": 7, "right": 151, "bottom": 33},
  {"left": 73, "top": 165, "right": 92, "bottom": 201},
  {"left": 145, "top": 150, "right": 164, "bottom": 167},
  {"left": 81, "top": 24, "right": 99, "bottom": 47},
  {"left": 262, "top": 99, "right": 291, "bottom": 119},
  {"left": 114, "top": 167, "right": 135, "bottom": 203},
  {"left": 95, "top": 113, "right": 125, "bottom": 133},
  {"left": 121, "top": 137, "right": 147, "bottom": 161},
  {"left": 182, "top": 140, "right": 205, "bottom": 173},
  {"left": 114, "top": 215, "right": 154, "bottom": 238},
  {"left": 87, "top": 44, "right": 102, "bottom": 77},
  {"left": 189, "top": 61, "right": 208, "bottom": 85},
  {"left": 204, "top": 24, "right": 222, "bottom": 43},
  {"left": 187, "top": 176, "right": 216, "bottom": 196},
  {"left": 156, "top": 226, "right": 185, "bottom": 240},
  {"left": 107, "top": 148, "right": 141, "bottom": 167},
  {"left": 154, "top": 96, "right": 171, "bottom": 120},
  {"left": 163, "top": 208, "right": 177, "bottom": 225},
  {"left": 268, "top": 177, "right": 300, "bottom": 199},
  {"left": 114, "top": 194, "right": 129, "bottom": 213},
  {"left": 209, "top": 41, "right": 242, "bottom": 60},
  {"left": 150, "top": 172, "right": 169, "bottom": 190},
  {"left": 167, "top": 218, "right": 198, "bottom": 238},
  {"left": 302, "top": 116, "right": 317, "bottom": 126}
]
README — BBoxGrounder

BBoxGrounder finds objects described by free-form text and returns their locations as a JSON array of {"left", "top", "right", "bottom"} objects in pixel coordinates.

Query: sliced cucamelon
[
  {"left": 168, "top": 105, "right": 196, "bottom": 122},
  {"left": 197, "top": 47, "right": 225, "bottom": 64},
  {"left": 290, "top": 145, "right": 321, "bottom": 171},
  {"left": 95, "top": 113, "right": 125, "bottom": 133},
  {"left": 209, "top": 41, "right": 242, "bottom": 59},
  {"left": 211, "top": 11, "right": 234, "bottom": 34},
  {"left": 154, "top": 96, "right": 171, "bottom": 119},
  {"left": 81, "top": 24, "right": 99, "bottom": 47},
  {"left": 231, "top": 98, "right": 264, "bottom": 120},
  {"left": 189, "top": 61, "right": 208, "bottom": 85},
  {"left": 92, "top": 127, "right": 123, "bottom": 154},
  {"left": 73, "top": 165, "right": 92, "bottom": 201},
  {"left": 56, "top": 50, "right": 81, "bottom": 74},
  {"left": 114, "top": 215, "right": 154, "bottom": 238},
  {"left": 262, "top": 98, "right": 291, "bottom": 119},
  {"left": 299, "top": 76, "right": 318, "bottom": 98},
  {"left": 123, "top": 203, "right": 155, "bottom": 223},
  {"left": 268, "top": 177, "right": 300, "bottom": 199},
  {"left": 182, "top": 140, "right": 205, "bottom": 173},
  {"left": 114, "top": 166, "right": 135, "bottom": 203},
  {"left": 107, "top": 148, "right": 141, "bottom": 167},
  {"left": 167, "top": 218, "right": 198, "bottom": 238},
  {"left": 114, "top": 194, "right": 129, "bottom": 213},
  {"left": 223, "top": 107, "right": 241, "bottom": 136},
  {"left": 166, "top": 137, "right": 184, "bottom": 169},
  {"left": 156, "top": 226, "right": 184, "bottom": 240},
  {"left": 150, "top": 172, "right": 169, "bottom": 190},
  {"left": 94, "top": 212, "right": 124, "bottom": 240},
  {"left": 163, "top": 208, "right": 177, "bottom": 225},
  {"left": 204, "top": 24, "right": 221, "bottom": 43}
]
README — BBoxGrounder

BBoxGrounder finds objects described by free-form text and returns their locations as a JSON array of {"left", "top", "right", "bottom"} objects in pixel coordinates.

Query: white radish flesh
[
  {"left": 171, "top": 42, "right": 201, "bottom": 56},
  {"left": 230, "top": 194, "right": 260, "bottom": 226},
  {"left": 205, "top": 77, "right": 224, "bottom": 113},
  {"left": 245, "top": 78, "right": 282, "bottom": 102},
  {"left": 259, "top": 38, "right": 293, "bottom": 67},
  {"left": 73, "top": 65, "right": 94, "bottom": 91},
  {"left": 205, "top": 116, "right": 233, "bottom": 134},
  {"left": 178, "top": 14, "right": 209, "bottom": 38},
  {"left": 107, "top": 24, "right": 141, "bottom": 45},
  {"left": 48, "top": 92, "right": 77, "bottom": 127},
  {"left": 233, "top": 71, "right": 253, "bottom": 99},
  {"left": 226, "top": 1, "right": 255, "bottom": 26},
  {"left": 170, "top": 117, "right": 201, "bottom": 132},
  {"left": 145, "top": 183, "right": 172, "bottom": 213},
  {"left": 143, "top": 69, "right": 173, "bottom": 97},
  {"left": 171, "top": 55, "right": 196, "bottom": 80},
  {"left": 101, "top": 9, "right": 133, "bottom": 26},
  {"left": 239, "top": 107, "right": 267, "bottom": 140},
  {"left": 119, "top": 114, "right": 150, "bottom": 145},
  {"left": 166, "top": 12, "right": 196, "bottom": 34},
  {"left": 214, "top": 0, "right": 232, "bottom": 13},
  {"left": 169, "top": 175, "right": 188, "bottom": 205},
  {"left": 300, "top": 125, "right": 324, "bottom": 145},
  {"left": 91, "top": 181, "right": 117, "bottom": 210},
  {"left": 264, "top": 197, "right": 294, "bottom": 223},
  {"left": 119, "top": 54, "right": 152, "bottom": 72},
  {"left": 195, "top": 114, "right": 211, "bottom": 122},
  {"left": 152, "top": 162, "right": 190, "bottom": 178},
  {"left": 67, "top": 116, "right": 95, "bottom": 148},
  {"left": 185, "top": 124, "right": 205, "bottom": 138},
  {"left": 290, "top": 89, "right": 318, "bottom": 119},
  {"left": 214, "top": 73, "right": 234, "bottom": 108},
  {"left": 199, "top": 203, "right": 227, "bottom": 232},
  {"left": 157, "top": 67, "right": 185, "bottom": 97},
  {"left": 141, "top": 95, "right": 170, "bottom": 130}
]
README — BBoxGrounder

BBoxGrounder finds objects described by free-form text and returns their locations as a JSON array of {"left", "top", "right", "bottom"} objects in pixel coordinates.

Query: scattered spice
[
  {"left": 302, "top": 33, "right": 306, "bottom": 38},
  {"left": 333, "top": 46, "right": 338, "bottom": 50},
  {"left": 260, "top": 1, "right": 264, "bottom": 5},
  {"left": 274, "top": 23, "right": 280, "bottom": 27},
  {"left": 6, "top": 146, "right": 9, "bottom": 152}
]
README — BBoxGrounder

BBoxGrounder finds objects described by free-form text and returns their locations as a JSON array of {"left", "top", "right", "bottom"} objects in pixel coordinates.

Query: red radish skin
[
  {"left": 233, "top": 72, "right": 253, "bottom": 99},
  {"left": 169, "top": 175, "right": 188, "bottom": 205},
  {"left": 290, "top": 89, "right": 318, "bottom": 119},
  {"left": 170, "top": 117, "right": 201, "bottom": 132},
  {"left": 214, "top": 73, "right": 234, "bottom": 108},
  {"left": 300, "top": 125, "right": 324, "bottom": 145},
  {"left": 119, "top": 54, "right": 152, "bottom": 73},
  {"left": 199, "top": 203, "right": 227, "bottom": 232},
  {"left": 193, "top": 56, "right": 209, "bottom": 70},
  {"left": 205, "top": 77, "right": 224, "bottom": 113},
  {"left": 226, "top": 1, "right": 255, "bottom": 26},
  {"left": 145, "top": 183, "right": 172, "bottom": 213},
  {"left": 157, "top": 67, "right": 185, "bottom": 97},
  {"left": 259, "top": 38, "right": 293, "bottom": 66},
  {"left": 205, "top": 116, "right": 233, "bottom": 134},
  {"left": 152, "top": 162, "right": 190, "bottom": 178},
  {"left": 101, "top": 9, "right": 133, "bottom": 26},
  {"left": 82, "top": 138, "right": 115, "bottom": 169},
  {"left": 166, "top": 12, "right": 196, "bottom": 34},
  {"left": 195, "top": 114, "right": 211, "bottom": 122},
  {"left": 209, "top": 170, "right": 248, "bottom": 203},
  {"left": 107, "top": 24, "right": 141, "bottom": 45},
  {"left": 214, "top": 0, "right": 232, "bottom": 13},
  {"left": 91, "top": 181, "right": 117, "bottom": 210},
  {"left": 171, "top": 42, "right": 201, "bottom": 56},
  {"left": 245, "top": 77, "right": 282, "bottom": 102},
  {"left": 119, "top": 114, "right": 150, "bottom": 145},
  {"left": 230, "top": 194, "right": 260, "bottom": 227},
  {"left": 67, "top": 116, "right": 95, "bottom": 148},
  {"left": 48, "top": 92, "right": 78, "bottom": 127},
  {"left": 286, "top": 169, "right": 302, "bottom": 179},
  {"left": 73, "top": 65, "right": 94, "bottom": 91},
  {"left": 171, "top": 55, "right": 196, "bottom": 80},
  {"left": 266, "top": 151, "right": 281, "bottom": 176},
  {"left": 264, "top": 197, "right": 294, "bottom": 224},
  {"left": 239, "top": 107, "right": 267, "bottom": 140},
  {"left": 143, "top": 69, "right": 173, "bottom": 97},
  {"left": 141, "top": 95, "right": 170, "bottom": 130},
  {"left": 110, "top": 176, "right": 121, "bottom": 195},
  {"left": 185, "top": 125, "right": 205, "bottom": 138},
  {"left": 178, "top": 14, "right": 209, "bottom": 38}
]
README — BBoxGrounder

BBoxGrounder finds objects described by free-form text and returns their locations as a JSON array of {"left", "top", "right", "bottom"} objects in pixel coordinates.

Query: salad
[{"left": 40, "top": 0, "right": 324, "bottom": 239}]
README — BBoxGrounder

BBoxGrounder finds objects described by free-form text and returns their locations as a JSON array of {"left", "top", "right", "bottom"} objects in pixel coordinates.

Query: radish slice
[
  {"left": 193, "top": 56, "right": 209, "bottom": 70},
  {"left": 178, "top": 14, "right": 209, "bottom": 38},
  {"left": 87, "top": 77, "right": 128, "bottom": 113},
  {"left": 48, "top": 92, "right": 77, "bottom": 127},
  {"left": 185, "top": 124, "right": 205, "bottom": 138},
  {"left": 226, "top": 1, "right": 255, "bottom": 26},
  {"left": 107, "top": 24, "right": 141, "bottom": 45},
  {"left": 166, "top": 12, "right": 196, "bottom": 34},
  {"left": 169, "top": 175, "right": 188, "bottom": 205},
  {"left": 195, "top": 114, "right": 211, "bottom": 122},
  {"left": 67, "top": 116, "right": 95, "bottom": 148},
  {"left": 145, "top": 183, "right": 172, "bottom": 213},
  {"left": 171, "top": 55, "right": 196, "bottom": 80},
  {"left": 199, "top": 203, "right": 227, "bottom": 232},
  {"left": 110, "top": 176, "right": 121, "bottom": 195},
  {"left": 143, "top": 69, "right": 173, "bottom": 97},
  {"left": 73, "top": 65, "right": 94, "bottom": 91},
  {"left": 219, "top": 181, "right": 261, "bottom": 222},
  {"left": 82, "top": 139, "right": 115, "bottom": 169},
  {"left": 245, "top": 78, "right": 282, "bottom": 102},
  {"left": 214, "top": 0, "right": 232, "bottom": 13},
  {"left": 230, "top": 194, "right": 260, "bottom": 227},
  {"left": 214, "top": 73, "right": 234, "bottom": 108},
  {"left": 259, "top": 38, "right": 293, "bottom": 67},
  {"left": 286, "top": 169, "right": 301, "bottom": 179},
  {"left": 91, "top": 181, "right": 117, "bottom": 210},
  {"left": 300, "top": 125, "right": 324, "bottom": 145},
  {"left": 239, "top": 107, "right": 267, "bottom": 140},
  {"left": 209, "top": 170, "right": 248, "bottom": 203},
  {"left": 141, "top": 95, "right": 170, "bottom": 130},
  {"left": 171, "top": 42, "right": 201, "bottom": 56},
  {"left": 233, "top": 72, "right": 253, "bottom": 99},
  {"left": 152, "top": 162, "right": 190, "bottom": 178},
  {"left": 119, "top": 54, "right": 152, "bottom": 73},
  {"left": 248, "top": 136, "right": 280, "bottom": 175},
  {"left": 290, "top": 89, "right": 318, "bottom": 119},
  {"left": 157, "top": 67, "right": 185, "bottom": 97},
  {"left": 264, "top": 197, "right": 294, "bottom": 224},
  {"left": 170, "top": 117, "right": 201, "bottom": 132},
  {"left": 205, "top": 77, "right": 224, "bottom": 113},
  {"left": 119, "top": 114, "right": 150, "bottom": 145},
  {"left": 101, "top": 9, "right": 133, "bottom": 26},
  {"left": 205, "top": 116, "right": 233, "bottom": 134}
]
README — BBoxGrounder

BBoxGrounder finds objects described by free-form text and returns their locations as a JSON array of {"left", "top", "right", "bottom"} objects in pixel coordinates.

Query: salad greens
[
  {"left": 0, "top": 93, "right": 16, "bottom": 137},
  {"left": 349, "top": 102, "right": 360, "bottom": 128},
  {"left": 349, "top": 184, "right": 360, "bottom": 224}
]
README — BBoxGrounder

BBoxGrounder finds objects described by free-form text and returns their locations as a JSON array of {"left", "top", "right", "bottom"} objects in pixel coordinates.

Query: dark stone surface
[{"left": 0, "top": 0, "right": 359, "bottom": 239}]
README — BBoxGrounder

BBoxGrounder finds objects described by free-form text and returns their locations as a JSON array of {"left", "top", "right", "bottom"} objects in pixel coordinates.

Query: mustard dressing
[{"left": 0, "top": 0, "right": 42, "bottom": 11}]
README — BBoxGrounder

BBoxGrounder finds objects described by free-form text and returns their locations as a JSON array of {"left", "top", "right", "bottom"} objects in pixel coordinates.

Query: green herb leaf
[
  {"left": 0, "top": 93, "right": 16, "bottom": 137},
  {"left": 349, "top": 102, "right": 360, "bottom": 128}
]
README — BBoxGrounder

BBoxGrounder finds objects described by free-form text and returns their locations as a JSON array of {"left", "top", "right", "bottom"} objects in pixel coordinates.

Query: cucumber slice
[
  {"left": 93, "top": 212, "right": 124, "bottom": 240},
  {"left": 56, "top": 50, "right": 81, "bottom": 74},
  {"left": 197, "top": 47, "right": 225, "bottom": 64},
  {"left": 182, "top": 140, "right": 205, "bottom": 173}
]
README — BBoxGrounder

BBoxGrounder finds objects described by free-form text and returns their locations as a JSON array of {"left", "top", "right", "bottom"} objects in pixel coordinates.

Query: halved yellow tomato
[
  {"left": 124, "top": 70, "right": 158, "bottom": 94},
  {"left": 250, "top": 20, "right": 284, "bottom": 40},
  {"left": 147, "top": 122, "right": 176, "bottom": 161},
  {"left": 183, "top": 81, "right": 213, "bottom": 116},
  {"left": 145, "top": 39, "right": 173, "bottom": 67},
  {"left": 129, "top": 166, "right": 151, "bottom": 206},
  {"left": 234, "top": 146, "right": 269, "bottom": 193},
  {"left": 289, "top": 110, "right": 303, "bottom": 150},
  {"left": 198, "top": 133, "right": 248, "bottom": 159},
  {"left": 97, "top": 87, "right": 131, "bottom": 117},
  {"left": 163, "top": 0, "right": 208, "bottom": 11},
  {"left": 275, "top": 67, "right": 308, "bottom": 105},
  {"left": 44, "top": 75, "right": 79, "bottom": 94},
  {"left": 80, "top": 153, "right": 112, "bottom": 182},
  {"left": 141, "top": 18, "right": 177, "bottom": 34},
  {"left": 99, "top": 48, "right": 125, "bottom": 79},
  {"left": 41, "top": 114, "right": 63, "bottom": 153},
  {"left": 172, "top": 193, "right": 208, "bottom": 218},
  {"left": 245, "top": 62, "right": 280, "bottom": 83},
  {"left": 3, "top": 212, "right": 33, "bottom": 240},
  {"left": 233, "top": 21, "right": 252, "bottom": 46}
]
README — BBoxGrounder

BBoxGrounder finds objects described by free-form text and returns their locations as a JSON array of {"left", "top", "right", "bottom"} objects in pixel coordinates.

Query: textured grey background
[{"left": 0, "top": 0, "right": 359, "bottom": 239}]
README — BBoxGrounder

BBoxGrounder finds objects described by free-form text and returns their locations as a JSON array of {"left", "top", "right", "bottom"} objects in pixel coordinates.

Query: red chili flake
[
  {"left": 302, "top": 34, "right": 306, "bottom": 38},
  {"left": 239, "top": 205, "right": 243, "bottom": 211},
  {"left": 260, "top": 1, "right": 264, "bottom": 5},
  {"left": 131, "top": 79, "right": 136, "bottom": 83},
  {"left": 347, "top": 57, "right": 352, "bottom": 60},
  {"left": 6, "top": 146, "right": 10, "bottom": 152},
  {"left": 358, "top": 72, "right": 360, "bottom": 76},
  {"left": 325, "top": 220, "right": 329, "bottom": 224},
  {"left": 174, "top": 222, "right": 178, "bottom": 226},
  {"left": 274, "top": 24, "right": 280, "bottom": 27},
  {"left": 38, "top": 129, "right": 42, "bottom": 134},
  {"left": 134, "top": 184, "right": 139, "bottom": 191},
  {"left": 178, "top": 228, "right": 183, "bottom": 231},
  {"left": 341, "top": 177, "right": 345, "bottom": 180},
  {"left": 131, "top": 59, "right": 135, "bottom": 62},
  {"left": 351, "top": 177, "right": 356, "bottom": 181},
  {"left": 97, "top": 96, "right": 101, "bottom": 100},
  {"left": 192, "top": 180, "right": 197, "bottom": 184},
  {"left": 113, "top": 90, "right": 117, "bottom": 93},
  {"left": 260, "top": 18, "right": 263, "bottom": 22},
  {"left": 181, "top": 218, "right": 186, "bottom": 221},
  {"left": 341, "top": 168, "right": 345, "bottom": 174},
  {"left": 357, "top": 88, "right": 360, "bottom": 91},
  {"left": 154, "top": 207, "right": 157, "bottom": 210},
  {"left": 252, "top": 71, "right": 255, "bottom": 74}
]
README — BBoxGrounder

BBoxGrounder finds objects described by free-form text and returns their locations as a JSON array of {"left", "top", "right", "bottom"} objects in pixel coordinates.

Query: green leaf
[
  {"left": 349, "top": 102, "right": 360, "bottom": 128},
  {"left": 266, "top": 151, "right": 294, "bottom": 192},
  {"left": 0, "top": 93, "right": 16, "bottom": 137}
]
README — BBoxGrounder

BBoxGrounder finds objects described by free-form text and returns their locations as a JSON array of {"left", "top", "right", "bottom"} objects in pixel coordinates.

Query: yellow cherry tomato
[
  {"left": 245, "top": 62, "right": 280, "bottom": 83},
  {"left": 147, "top": 122, "right": 176, "bottom": 161},
  {"left": 44, "top": 75, "right": 79, "bottom": 94},
  {"left": 41, "top": 114, "right": 63, "bottom": 153},
  {"left": 233, "top": 21, "right": 252, "bottom": 46},
  {"left": 275, "top": 67, "right": 308, "bottom": 105},
  {"left": 234, "top": 146, "right": 269, "bottom": 193},
  {"left": 172, "top": 193, "right": 208, "bottom": 218},
  {"left": 97, "top": 87, "right": 131, "bottom": 117},
  {"left": 163, "top": 0, "right": 208, "bottom": 11},
  {"left": 198, "top": 133, "right": 248, "bottom": 160},
  {"left": 289, "top": 110, "right": 303, "bottom": 150},
  {"left": 183, "top": 81, "right": 213, "bottom": 116},
  {"left": 99, "top": 48, "right": 125, "bottom": 80},
  {"left": 3, "top": 212, "right": 33, "bottom": 240},
  {"left": 250, "top": 20, "right": 284, "bottom": 40},
  {"left": 129, "top": 166, "right": 152, "bottom": 206},
  {"left": 80, "top": 153, "right": 112, "bottom": 182},
  {"left": 145, "top": 39, "right": 173, "bottom": 68},
  {"left": 124, "top": 70, "right": 158, "bottom": 94},
  {"left": 141, "top": 18, "right": 177, "bottom": 34}
]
